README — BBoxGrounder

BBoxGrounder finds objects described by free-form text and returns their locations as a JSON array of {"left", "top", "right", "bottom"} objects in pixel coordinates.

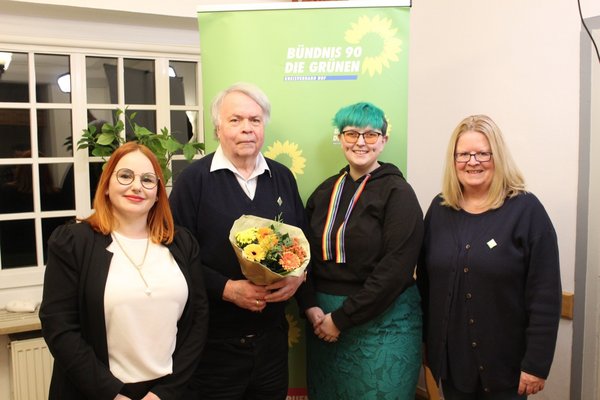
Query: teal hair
[{"left": 333, "top": 102, "right": 387, "bottom": 135}]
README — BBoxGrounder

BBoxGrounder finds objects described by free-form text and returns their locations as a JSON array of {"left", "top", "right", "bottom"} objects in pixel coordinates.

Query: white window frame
[{"left": 0, "top": 40, "right": 202, "bottom": 290}]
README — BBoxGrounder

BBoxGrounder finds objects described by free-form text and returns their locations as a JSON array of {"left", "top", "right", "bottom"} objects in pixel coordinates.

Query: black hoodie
[{"left": 303, "top": 162, "right": 424, "bottom": 331}]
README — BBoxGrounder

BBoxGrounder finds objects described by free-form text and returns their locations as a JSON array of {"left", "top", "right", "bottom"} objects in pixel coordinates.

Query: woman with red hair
[{"left": 41, "top": 142, "right": 209, "bottom": 400}]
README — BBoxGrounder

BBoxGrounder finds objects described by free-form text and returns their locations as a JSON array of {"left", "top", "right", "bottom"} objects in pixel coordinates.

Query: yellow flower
[
  {"left": 257, "top": 227, "right": 274, "bottom": 237},
  {"left": 243, "top": 243, "right": 266, "bottom": 262},
  {"left": 264, "top": 140, "right": 306, "bottom": 178},
  {"left": 236, "top": 228, "right": 258, "bottom": 245},
  {"left": 286, "top": 313, "right": 301, "bottom": 348},
  {"left": 259, "top": 236, "right": 278, "bottom": 250},
  {"left": 345, "top": 15, "right": 403, "bottom": 77}
]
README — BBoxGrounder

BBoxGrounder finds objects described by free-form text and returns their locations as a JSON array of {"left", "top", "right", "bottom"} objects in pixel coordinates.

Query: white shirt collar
[
  {"left": 210, "top": 145, "right": 271, "bottom": 178},
  {"left": 210, "top": 145, "right": 271, "bottom": 200}
]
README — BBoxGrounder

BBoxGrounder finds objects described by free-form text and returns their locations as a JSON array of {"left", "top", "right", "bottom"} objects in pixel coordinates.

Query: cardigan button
[
  {"left": 465, "top": 293, "right": 472, "bottom": 299},
  {"left": 471, "top": 341, "right": 477, "bottom": 348},
  {"left": 479, "top": 365, "right": 485, "bottom": 371},
  {"left": 464, "top": 267, "right": 469, "bottom": 273},
  {"left": 484, "top": 387, "right": 490, "bottom": 393},
  {"left": 468, "top": 318, "right": 475, "bottom": 325},
  {"left": 465, "top": 244, "right": 471, "bottom": 249}
]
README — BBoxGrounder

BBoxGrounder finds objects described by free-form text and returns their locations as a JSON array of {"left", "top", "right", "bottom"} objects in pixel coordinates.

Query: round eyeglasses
[
  {"left": 454, "top": 151, "right": 493, "bottom": 163},
  {"left": 114, "top": 168, "right": 159, "bottom": 189},
  {"left": 341, "top": 130, "right": 382, "bottom": 144}
]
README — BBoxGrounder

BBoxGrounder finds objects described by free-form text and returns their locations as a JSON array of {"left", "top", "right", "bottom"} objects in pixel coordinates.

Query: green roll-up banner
[{"left": 197, "top": 1, "right": 411, "bottom": 396}]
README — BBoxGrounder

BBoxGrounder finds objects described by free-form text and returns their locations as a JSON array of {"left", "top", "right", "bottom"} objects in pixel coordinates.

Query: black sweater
[
  {"left": 169, "top": 153, "right": 307, "bottom": 337},
  {"left": 417, "top": 193, "right": 561, "bottom": 392},
  {"left": 303, "top": 162, "right": 423, "bottom": 331}
]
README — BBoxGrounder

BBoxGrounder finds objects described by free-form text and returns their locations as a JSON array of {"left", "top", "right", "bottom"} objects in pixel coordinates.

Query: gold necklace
[{"left": 112, "top": 232, "right": 152, "bottom": 296}]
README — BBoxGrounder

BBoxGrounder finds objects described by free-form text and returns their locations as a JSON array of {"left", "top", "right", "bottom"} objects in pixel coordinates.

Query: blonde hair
[
  {"left": 84, "top": 142, "right": 174, "bottom": 244},
  {"left": 441, "top": 115, "right": 526, "bottom": 210}
]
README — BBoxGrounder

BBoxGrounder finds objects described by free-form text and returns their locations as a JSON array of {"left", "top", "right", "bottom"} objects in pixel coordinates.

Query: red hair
[{"left": 84, "top": 142, "right": 174, "bottom": 244}]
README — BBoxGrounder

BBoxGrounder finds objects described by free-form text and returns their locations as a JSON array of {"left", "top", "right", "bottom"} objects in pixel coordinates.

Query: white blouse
[{"left": 104, "top": 232, "right": 188, "bottom": 383}]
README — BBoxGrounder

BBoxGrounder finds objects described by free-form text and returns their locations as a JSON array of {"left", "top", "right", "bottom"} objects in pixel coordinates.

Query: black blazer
[{"left": 40, "top": 222, "right": 209, "bottom": 400}]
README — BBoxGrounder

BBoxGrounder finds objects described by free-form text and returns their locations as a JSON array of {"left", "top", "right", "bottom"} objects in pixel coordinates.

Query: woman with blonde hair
[
  {"left": 417, "top": 115, "right": 561, "bottom": 399},
  {"left": 41, "top": 142, "right": 209, "bottom": 400}
]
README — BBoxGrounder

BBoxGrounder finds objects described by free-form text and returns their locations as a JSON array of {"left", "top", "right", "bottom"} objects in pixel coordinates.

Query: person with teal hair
[{"left": 300, "top": 102, "right": 424, "bottom": 399}]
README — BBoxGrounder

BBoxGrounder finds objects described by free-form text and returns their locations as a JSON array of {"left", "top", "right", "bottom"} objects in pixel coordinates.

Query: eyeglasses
[
  {"left": 341, "top": 130, "right": 382, "bottom": 144},
  {"left": 454, "top": 151, "right": 493, "bottom": 163},
  {"left": 114, "top": 168, "right": 159, "bottom": 189}
]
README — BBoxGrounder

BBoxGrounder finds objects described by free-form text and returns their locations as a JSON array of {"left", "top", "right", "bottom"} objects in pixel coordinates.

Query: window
[{"left": 0, "top": 45, "right": 201, "bottom": 287}]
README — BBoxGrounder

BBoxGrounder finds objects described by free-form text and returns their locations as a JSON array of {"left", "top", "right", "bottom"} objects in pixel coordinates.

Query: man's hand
[
  {"left": 223, "top": 279, "right": 269, "bottom": 312},
  {"left": 264, "top": 275, "right": 304, "bottom": 302}
]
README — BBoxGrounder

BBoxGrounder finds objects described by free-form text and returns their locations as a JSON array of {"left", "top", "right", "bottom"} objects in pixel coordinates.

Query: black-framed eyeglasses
[
  {"left": 341, "top": 130, "right": 382, "bottom": 144},
  {"left": 114, "top": 168, "right": 159, "bottom": 189},
  {"left": 454, "top": 151, "right": 493, "bottom": 163}
]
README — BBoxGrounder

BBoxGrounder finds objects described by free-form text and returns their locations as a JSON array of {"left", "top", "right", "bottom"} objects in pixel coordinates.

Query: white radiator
[{"left": 9, "top": 337, "right": 53, "bottom": 400}]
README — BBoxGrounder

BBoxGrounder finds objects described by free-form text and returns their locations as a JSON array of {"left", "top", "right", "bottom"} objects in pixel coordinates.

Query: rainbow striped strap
[{"left": 322, "top": 172, "right": 371, "bottom": 263}]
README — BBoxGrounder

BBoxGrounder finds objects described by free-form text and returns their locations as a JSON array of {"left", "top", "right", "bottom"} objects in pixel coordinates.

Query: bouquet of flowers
[{"left": 229, "top": 215, "right": 310, "bottom": 285}]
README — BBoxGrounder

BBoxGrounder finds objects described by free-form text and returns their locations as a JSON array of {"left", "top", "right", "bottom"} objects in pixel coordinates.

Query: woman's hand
[
  {"left": 223, "top": 279, "right": 269, "bottom": 312},
  {"left": 114, "top": 395, "right": 131, "bottom": 400},
  {"left": 264, "top": 275, "right": 304, "bottom": 302},
  {"left": 518, "top": 371, "right": 545, "bottom": 395},
  {"left": 314, "top": 313, "right": 340, "bottom": 342},
  {"left": 305, "top": 306, "right": 325, "bottom": 330},
  {"left": 141, "top": 392, "right": 160, "bottom": 400}
]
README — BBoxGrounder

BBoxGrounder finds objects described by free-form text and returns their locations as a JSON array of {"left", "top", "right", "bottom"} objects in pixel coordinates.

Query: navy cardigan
[{"left": 417, "top": 193, "right": 561, "bottom": 392}]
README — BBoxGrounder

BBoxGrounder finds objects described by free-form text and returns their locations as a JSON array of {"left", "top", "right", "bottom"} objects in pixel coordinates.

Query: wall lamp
[
  {"left": 57, "top": 73, "right": 71, "bottom": 93},
  {"left": 0, "top": 52, "right": 13, "bottom": 77}
]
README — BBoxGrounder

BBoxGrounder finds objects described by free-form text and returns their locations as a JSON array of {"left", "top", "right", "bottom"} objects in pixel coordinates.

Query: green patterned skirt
[{"left": 306, "top": 285, "right": 422, "bottom": 400}]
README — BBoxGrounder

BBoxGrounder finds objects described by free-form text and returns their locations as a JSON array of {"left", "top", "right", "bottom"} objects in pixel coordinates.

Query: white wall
[
  {"left": 1, "top": 0, "right": 599, "bottom": 399},
  {"left": 409, "top": 1, "right": 600, "bottom": 399}
]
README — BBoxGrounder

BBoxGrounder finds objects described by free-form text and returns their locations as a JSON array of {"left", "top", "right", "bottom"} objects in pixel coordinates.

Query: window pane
[
  {"left": 87, "top": 57, "right": 118, "bottom": 104},
  {"left": 0, "top": 164, "right": 33, "bottom": 213},
  {"left": 0, "top": 219, "right": 36, "bottom": 268},
  {"left": 41, "top": 163, "right": 74, "bottom": 211},
  {"left": 0, "top": 108, "right": 31, "bottom": 157},
  {"left": 0, "top": 52, "right": 29, "bottom": 102},
  {"left": 125, "top": 110, "right": 156, "bottom": 140},
  {"left": 42, "top": 217, "right": 73, "bottom": 263},
  {"left": 35, "top": 54, "right": 71, "bottom": 103},
  {"left": 124, "top": 58, "right": 155, "bottom": 105},
  {"left": 88, "top": 109, "right": 116, "bottom": 127},
  {"left": 170, "top": 110, "right": 198, "bottom": 154},
  {"left": 37, "top": 109, "right": 73, "bottom": 157},
  {"left": 89, "top": 162, "right": 104, "bottom": 204},
  {"left": 169, "top": 61, "right": 197, "bottom": 106}
]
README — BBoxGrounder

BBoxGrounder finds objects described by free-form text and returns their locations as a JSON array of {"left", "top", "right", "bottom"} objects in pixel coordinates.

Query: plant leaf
[{"left": 97, "top": 132, "right": 117, "bottom": 146}]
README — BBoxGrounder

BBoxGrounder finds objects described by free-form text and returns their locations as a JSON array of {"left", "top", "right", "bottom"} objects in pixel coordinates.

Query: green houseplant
[{"left": 77, "top": 108, "right": 204, "bottom": 183}]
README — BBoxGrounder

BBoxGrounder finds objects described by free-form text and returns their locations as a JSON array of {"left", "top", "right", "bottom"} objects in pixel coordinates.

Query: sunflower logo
[
  {"left": 385, "top": 116, "right": 392, "bottom": 137},
  {"left": 264, "top": 140, "right": 306, "bottom": 177},
  {"left": 345, "top": 15, "right": 403, "bottom": 76},
  {"left": 286, "top": 312, "right": 301, "bottom": 348}
]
